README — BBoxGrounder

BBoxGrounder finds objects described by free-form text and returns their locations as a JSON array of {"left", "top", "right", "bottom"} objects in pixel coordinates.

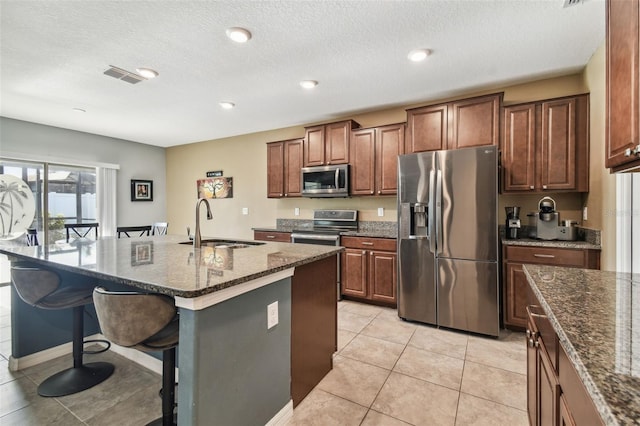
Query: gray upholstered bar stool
[
  {"left": 11, "top": 266, "right": 115, "bottom": 397},
  {"left": 93, "top": 287, "right": 179, "bottom": 426}
]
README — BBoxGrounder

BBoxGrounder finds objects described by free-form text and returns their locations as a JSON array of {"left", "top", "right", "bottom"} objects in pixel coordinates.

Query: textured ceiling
[{"left": 0, "top": 0, "right": 605, "bottom": 148}]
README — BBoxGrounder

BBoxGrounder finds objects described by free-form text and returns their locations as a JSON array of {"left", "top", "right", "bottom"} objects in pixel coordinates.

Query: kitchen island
[
  {"left": 523, "top": 264, "right": 640, "bottom": 425},
  {"left": 0, "top": 235, "right": 342, "bottom": 425}
]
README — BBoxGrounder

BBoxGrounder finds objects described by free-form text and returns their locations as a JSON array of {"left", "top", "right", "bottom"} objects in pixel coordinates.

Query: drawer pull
[
  {"left": 361, "top": 242, "right": 374, "bottom": 246},
  {"left": 533, "top": 254, "right": 555, "bottom": 258},
  {"left": 266, "top": 235, "right": 276, "bottom": 239}
]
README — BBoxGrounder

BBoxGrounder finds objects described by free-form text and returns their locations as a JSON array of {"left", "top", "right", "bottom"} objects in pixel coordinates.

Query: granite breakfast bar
[
  {"left": 0, "top": 235, "right": 342, "bottom": 425},
  {"left": 523, "top": 264, "right": 640, "bottom": 425}
]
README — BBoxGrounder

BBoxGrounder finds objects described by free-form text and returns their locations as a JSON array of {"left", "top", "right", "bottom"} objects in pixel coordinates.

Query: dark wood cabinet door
[
  {"left": 350, "top": 128, "right": 376, "bottom": 195},
  {"left": 267, "top": 142, "right": 284, "bottom": 198},
  {"left": 505, "top": 263, "right": 529, "bottom": 329},
  {"left": 559, "top": 394, "right": 576, "bottom": 426},
  {"left": 283, "top": 139, "right": 303, "bottom": 197},
  {"left": 539, "top": 342, "right": 560, "bottom": 426},
  {"left": 606, "top": 0, "right": 640, "bottom": 170},
  {"left": 541, "top": 98, "right": 576, "bottom": 191},
  {"left": 527, "top": 317, "right": 539, "bottom": 426},
  {"left": 369, "top": 250, "right": 397, "bottom": 304},
  {"left": 341, "top": 249, "right": 368, "bottom": 298},
  {"left": 376, "top": 124, "right": 404, "bottom": 195},
  {"left": 406, "top": 104, "right": 448, "bottom": 153},
  {"left": 325, "top": 121, "right": 352, "bottom": 165},
  {"left": 304, "top": 125, "right": 325, "bottom": 166},
  {"left": 502, "top": 104, "right": 536, "bottom": 192},
  {"left": 449, "top": 94, "right": 501, "bottom": 150}
]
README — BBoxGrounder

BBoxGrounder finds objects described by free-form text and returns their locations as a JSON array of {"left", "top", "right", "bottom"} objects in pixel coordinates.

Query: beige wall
[{"left": 166, "top": 70, "right": 604, "bottom": 245}]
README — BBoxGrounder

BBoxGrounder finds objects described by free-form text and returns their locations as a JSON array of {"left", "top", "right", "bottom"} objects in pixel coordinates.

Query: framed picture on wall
[{"left": 131, "top": 179, "right": 153, "bottom": 201}]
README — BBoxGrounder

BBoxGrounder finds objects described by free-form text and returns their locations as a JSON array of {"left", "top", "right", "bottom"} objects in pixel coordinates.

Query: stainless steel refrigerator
[{"left": 397, "top": 145, "right": 499, "bottom": 337}]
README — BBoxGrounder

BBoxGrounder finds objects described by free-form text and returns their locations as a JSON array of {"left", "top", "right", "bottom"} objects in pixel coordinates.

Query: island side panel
[
  {"left": 177, "top": 277, "right": 292, "bottom": 426},
  {"left": 291, "top": 255, "right": 337, "bottom": 406}
]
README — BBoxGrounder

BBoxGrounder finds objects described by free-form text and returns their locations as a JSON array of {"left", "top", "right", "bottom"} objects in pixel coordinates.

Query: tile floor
[{"left": 0, "top": 286, "right": 528, "bottom": 425}]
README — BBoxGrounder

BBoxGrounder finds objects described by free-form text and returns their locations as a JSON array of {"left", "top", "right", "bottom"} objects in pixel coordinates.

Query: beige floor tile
[
  {"left": 466, "top": 332, "right": 526, "bottom": 375},
  {"left": 0, "top": 376, "right": 35, "bottom": 417},
  {"left": 408, "top": 325, "right": 469, "bottom": 359},
  {"left": 0, "top": 357, "right": 23, "bottom": 386},
  {"left": 337, "top": 329, "right": 357, "bottom": 352},
  {"left": 361, "top": 315, "right": 417, "bottom": 345},
  {"left": 338, "top": 310, "right": 375, "bottom": 334},
  {"left": 85, "top": 382, "right": 161, "bottom": 425},
  {"left": 455, "top": 392, "right": 529, "bottom": 426},
  {"left": 394, "top": 345, "right": 464, "bottom": 390},
  {"left": 339, "top": 300, "right": 384, "bottom": 318},
  {"left": 0, "top": 387, "right": 85, "bottom": 425},
  {"left": 460, "top": 361, "right": 527, "bottom": 411},
  {"left": 317, "top": 355, "right": 390, "bottom": 407},
  {"left": 372, "top": 372, "right": 459, "bottom": 426},
  {"left": 286, "top": 388, "right": 368, "bottom": 426},
  {"left": 340, "top": 334, "right": 405, "bottom": 370},
  {"left": 361, "top": 409, "right": 412, "bottom": 426}
]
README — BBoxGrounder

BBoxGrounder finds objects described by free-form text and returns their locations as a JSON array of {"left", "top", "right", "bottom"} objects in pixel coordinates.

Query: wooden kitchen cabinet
[
  {"left": 303, "top": 120, "right": 360, "bottom": 167},
  {"left": 350, "top": 123, "right": 405, "bottom": 196},
  {"left": 406, "top": 93, "right": 502, "bottom": 154},
  {"left": 501, "top": 94, "right": 589, "bottom": 193},
  {"left": 266, "top": 139, "right": 303, "bottom": 198},
  {"left": 606, "top": 0, "right": 640, "bottom": 172},
  {"left": 254, "top": 230, "right": 291, "bottom": 242},
  {"left": 341, "top": 236, "right": 397, "bottom": 306},
  {"left": 503, "top": 245, "right": 600, "bottom": 330}
]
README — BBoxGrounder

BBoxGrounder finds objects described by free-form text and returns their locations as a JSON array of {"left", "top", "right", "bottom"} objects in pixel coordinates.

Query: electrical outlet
[
  {"left": 378, "top": 207, "right": 384, "bottom": 217},
  {"left": 294, "top": 207, "right": 300, "bottom": 216},
  {"left": 267, "top": 301, "right": 278, "bottom": 329},
  {"left": 242, "top": 207, "right": 249, "bottom": 215},
  {"left": 582, "top": 207, "right": 588, "bottom": 221}
]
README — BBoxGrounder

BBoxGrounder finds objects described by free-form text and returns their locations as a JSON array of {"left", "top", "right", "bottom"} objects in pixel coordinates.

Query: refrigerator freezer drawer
[{"left": 437, "top": 258, "right": 499, "bottom": 337}]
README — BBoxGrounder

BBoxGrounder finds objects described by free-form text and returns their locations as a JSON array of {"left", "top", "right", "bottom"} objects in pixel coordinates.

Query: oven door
[{"left": 291, "top": 233, "right": 342, "bottom": 300}]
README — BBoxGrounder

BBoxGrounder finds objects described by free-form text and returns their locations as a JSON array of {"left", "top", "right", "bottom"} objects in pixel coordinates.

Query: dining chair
[
  {"left": 116, "top": 225, "right": 152, "bottom": 238},
  {"left": 26, "top": 228, "right": 39, "bottom": 246},
  {"left": 152, "top": 222, "right": 169, "bottom": 236},
  {"left": 65, "top": 223, "right": 99, "bottom": 242}
]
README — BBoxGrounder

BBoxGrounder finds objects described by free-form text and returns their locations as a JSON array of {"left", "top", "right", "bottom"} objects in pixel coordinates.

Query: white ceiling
[{"left": 0, "top": 0, "right": 605, "bottom": 148}]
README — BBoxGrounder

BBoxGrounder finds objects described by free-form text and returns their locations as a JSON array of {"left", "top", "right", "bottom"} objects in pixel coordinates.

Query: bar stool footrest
[{"left": 83, "top": 338, "right": 111, "bottom": 354}]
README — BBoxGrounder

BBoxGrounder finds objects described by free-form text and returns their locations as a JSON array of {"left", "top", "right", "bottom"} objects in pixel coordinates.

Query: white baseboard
[
  {"left": 265, "top": 400, "right": 293, "bottom": 426},
  {"left": 9, "top": 333, "right": 104, "bottom": 371}
]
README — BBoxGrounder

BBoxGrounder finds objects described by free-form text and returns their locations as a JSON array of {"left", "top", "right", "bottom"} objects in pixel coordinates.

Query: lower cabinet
[
  {"left": 503, "top": 245, "right": 600, "bottom": 330},
  {"left": 527, "top": 287, "right": 604, "bottom": 426},
  {"left": 341, "top": 236, "right": 397, "bottom": 306}
]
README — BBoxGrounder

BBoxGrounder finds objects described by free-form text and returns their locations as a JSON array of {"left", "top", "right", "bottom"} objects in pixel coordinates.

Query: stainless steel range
[{"left": 291, "top": 209, "right": 358, "bottom": 300}]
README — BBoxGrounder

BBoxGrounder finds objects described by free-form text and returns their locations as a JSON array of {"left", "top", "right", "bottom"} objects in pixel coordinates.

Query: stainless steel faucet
[{"left": 194, "top": 198, "right": 213, "bottom": 248}]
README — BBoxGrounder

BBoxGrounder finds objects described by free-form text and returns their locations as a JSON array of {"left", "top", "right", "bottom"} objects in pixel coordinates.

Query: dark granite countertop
[
  {"left": 523, "top": 265, "right": 640, "bottom": 425},
  {"left": 502, "top": 237, "right": 601, "bottom": 250},
  {"left": 0, "top": 235, "right": 342, "bottom": 299}
]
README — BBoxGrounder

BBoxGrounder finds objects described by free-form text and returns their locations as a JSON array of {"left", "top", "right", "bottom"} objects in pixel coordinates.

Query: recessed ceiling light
[
  {"left": 226, "top": 27, "right": 252, "bottom": 43},
  {"left": 136, "top": 68, "right": 159, "bottom": 79},
  {"left": 300, "top": 80, "right": 318, "bottom": 89},
  {"left": 219, "top": 102, "right": 235, "bottom": 109},
  {"left": 72, "top": 108, "right": 86, "bottom": 113},
  {"left": 408, "top": 49, "right": 431, "bottom": 62}
]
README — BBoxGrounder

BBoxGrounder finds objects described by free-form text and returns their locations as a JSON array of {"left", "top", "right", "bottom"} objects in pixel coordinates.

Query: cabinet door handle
[
  {"left": 542, "top": 185, "right": 548, "bottom": 189},
  {"left": 378, "top": 190, "right": 381, "bottom": 194},
  {"left": 528, "top": 338, "right": 536, "bottom": 348},
  {"left": 284, "top": 194, "right": 288, "bottom": 197},
  {"left": 362, "top": 250, "right": 366, "bottom": 254},
  {"left": 529, "top": 185, "right": 534, "bottom": 190},
  {"left": 361, "top": 242, "right": 374, "bottom": 246},
  {"left": 266, "top": 235, "right": 275, "bottom": 239},
  {"left": 533, "top": 254, "right": 555, "bottom": 258},
  {"left": 625, "top": 144, "right": 640, "bottom": 157}
]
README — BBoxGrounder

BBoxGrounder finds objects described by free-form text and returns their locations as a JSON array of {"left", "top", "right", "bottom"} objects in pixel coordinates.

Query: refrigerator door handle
[
  {"left": 428, "top": 169, "right": 436, "bottom": 254},
  {"left": 435, "top": 169, "right": 443, "bottom": 255}
]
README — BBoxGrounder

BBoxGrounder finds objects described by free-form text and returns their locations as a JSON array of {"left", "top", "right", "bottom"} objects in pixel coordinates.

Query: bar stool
[
  {"left": 26, "top": 228, "right": 39, "bottom": 246},
  {"left": 11, "top": 267, "right": 115, "bottom": 397},
  {"left": 93, "top": 287, "right": 179, "bottom": 426}
]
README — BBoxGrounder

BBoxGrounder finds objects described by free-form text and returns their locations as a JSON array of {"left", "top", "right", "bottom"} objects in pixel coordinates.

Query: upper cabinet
[
  {"left": 304, "top": 120, "right": 360, "bottom": 167},
  {"left": 606, "top": 0, "right": 640, "bottom": 172},
  {"left": 501, "top": 94, "right": 589, "bottom": 193},
  {"left": 406, "top": 93, "right": 502, "bottom": 154},
  {"left": 267, "top": 139, "right": 303, "bottom": 198},
  {"left": 350, "top": 123, "right": 405, "bottom": 196}
]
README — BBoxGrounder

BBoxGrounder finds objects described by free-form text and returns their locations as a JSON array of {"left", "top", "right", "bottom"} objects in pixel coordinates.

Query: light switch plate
[
  {"left": 378, "top": 207, "right": 384, "bottom": 217},
  {"left": 242, "top": 207, "right": 249, "bottom": 215},
  {"left": 267, "top": 301, "right": 278, "bottom": 329},
  {"left": 294, "top": 207, "right": 300, "bottom": 216},
  {"left": 582, "top": 207, "right": 588, "bottom": 221}
]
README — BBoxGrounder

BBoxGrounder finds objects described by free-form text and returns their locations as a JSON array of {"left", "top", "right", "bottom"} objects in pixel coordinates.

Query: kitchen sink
[{"left": 179, "top": 239, "right": 265, "bottom": 249}]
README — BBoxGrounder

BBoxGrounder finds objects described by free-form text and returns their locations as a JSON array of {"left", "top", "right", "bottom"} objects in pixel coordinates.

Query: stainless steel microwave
[{"left": 301, "top": 164, "right": 349, "bottom": 197}]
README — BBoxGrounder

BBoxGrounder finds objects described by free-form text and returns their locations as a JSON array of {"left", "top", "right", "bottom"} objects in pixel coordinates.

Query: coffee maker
[
  {"left": 505, "top": 206, "right": 521, "bottom": 239},
  {"left": 535, "top": 196, "right": 559, "bottom": 240}
]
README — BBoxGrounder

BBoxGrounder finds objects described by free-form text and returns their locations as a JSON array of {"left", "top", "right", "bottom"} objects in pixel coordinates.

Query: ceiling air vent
[
  {"left": 563, "top": 0, "right": 584, "bottom": 7},
  {"left": 103, "top": 66, "right": 145, "bottom": 84}
]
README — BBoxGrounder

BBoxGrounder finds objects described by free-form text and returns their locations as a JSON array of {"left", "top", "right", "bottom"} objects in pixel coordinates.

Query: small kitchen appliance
[
  {"left": 534, "top": 197, "right": 559, "bottom": 240},
  {"left": 505, "top": 206, "right": 521, "bottom": 239}
]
